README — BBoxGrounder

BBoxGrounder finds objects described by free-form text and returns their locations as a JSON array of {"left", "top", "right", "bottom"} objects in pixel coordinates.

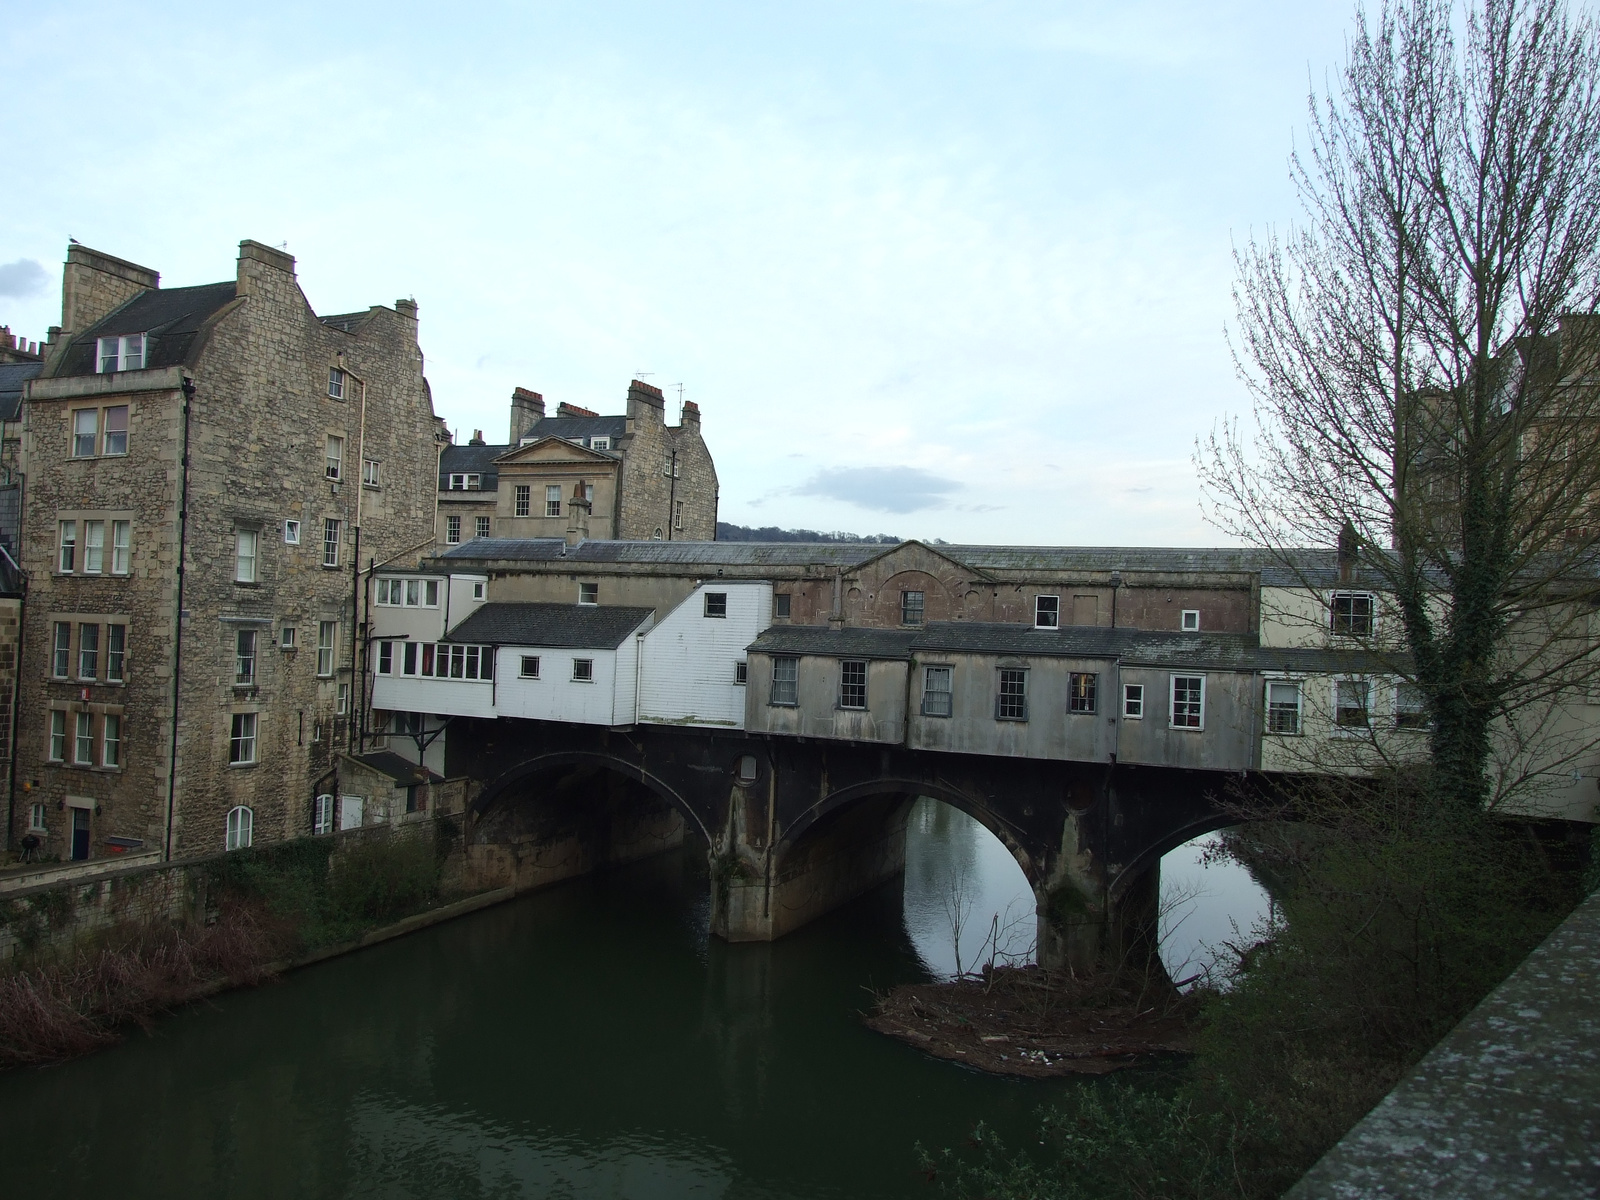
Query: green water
[{"left": 0, "top": 802, "right": 1081, "bottom": 1199}]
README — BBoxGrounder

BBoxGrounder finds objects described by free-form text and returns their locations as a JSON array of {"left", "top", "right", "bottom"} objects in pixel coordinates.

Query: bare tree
[{"left": 1204, "top": 0, "right": 1600, "bottom": 814}]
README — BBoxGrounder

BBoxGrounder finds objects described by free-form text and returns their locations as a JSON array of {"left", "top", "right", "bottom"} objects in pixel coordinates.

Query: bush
[{"left": 327, "top": 836, "right": 439, "bottom": 923}]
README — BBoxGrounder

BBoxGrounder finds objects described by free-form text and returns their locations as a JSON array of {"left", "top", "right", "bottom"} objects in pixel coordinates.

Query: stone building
[
  {"left": 10, "top": 240, "right": 439, "bottom": 862},
  {"left": 435, "top": 380, "right": 717, "bottom": 547}
]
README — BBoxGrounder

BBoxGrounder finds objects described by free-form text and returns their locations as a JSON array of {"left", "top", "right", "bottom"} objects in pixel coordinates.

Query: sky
[{"left": 0, "top": 0, "right": 1357, "bottom": 545}]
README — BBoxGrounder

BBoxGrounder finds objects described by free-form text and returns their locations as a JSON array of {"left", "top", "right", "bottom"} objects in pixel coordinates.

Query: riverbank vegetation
[{"left": 0, "top": 830, "right": 450, "bottom": 1071}]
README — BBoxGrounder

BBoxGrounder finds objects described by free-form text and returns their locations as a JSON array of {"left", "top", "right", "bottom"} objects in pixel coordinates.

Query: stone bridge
[{"left": 446, "top": 716, "right": 1242, "bottom": 969}]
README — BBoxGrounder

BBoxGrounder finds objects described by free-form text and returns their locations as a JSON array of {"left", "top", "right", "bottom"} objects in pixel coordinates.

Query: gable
[
  {"left": 851, "top": 540, "right": 994, "bottom": 585},
  {"left": 494, "top": 436, "right": 618, "bottom": 466}
]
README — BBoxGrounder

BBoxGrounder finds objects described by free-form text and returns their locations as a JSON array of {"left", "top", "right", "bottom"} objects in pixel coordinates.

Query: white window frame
[
  {"left": 280, "top": 625, "right": 297, "bottom": 650},
  {"left": 107, "top": 624, "right": 126, "bottom": 683},
  {"left": 515, "top": 484, "right": 531, "bottom": 516},
  {"left": 519, "top": 655, "right": 541, "bottom": 679},
  {"left": 1265, "top": 678, "right": 1303, "bottom": 736},
  {"left": 1330, "top": 591, "right": 1378, "bottom": 638},
  {"left": 235, "top": 527, "right": 258, "bottom": 583},
  {"left": 446, "top": 515, "right": 461, "bottom": 544},
  {"left": 229, "top": 713, "right": 258, "bottom": 765},
  {"left": 922, "top": 665, "right": 953, "bottom": 717},
  {"left": 83, "top": 520, "right": 104, "bottom": 574},
  {"left": 102, "top": 405, "right": 128, "bottom": 455},
  {"left": 472, "top": 581, "right": 485, "bottom": 600},
  {"left": 1169, "top": 674, "right": 1206, "bottom": 731},
  {"left": 1035, "top": 595, "right": 1060, "bottom": 629},
  {"left": 1181, "top": 609, "right": 1200, "bottom": 632},
  {"left": 337, "top": 682, "right": 349, "bottom": 715},
  {"left": 317, "top": 620, "right": 337, "bottom": 677},
  {"left": 1394, "top": 680, "right": 1429, "bottom": 731},
  {"left": 225, "top": 805, "right": 254, "bottom": 850},
  {"left": 74, "top": 711, "right": 94, "bottom": 764},
  {"left": 704, "top": 592, "right": 728, "bottom": 618},
  {"left": 578, "top": 582, "right": 598, "bottom": 606},
  {"left": 29, "top": 802, "right": 46, "bottom": 832},
  {"left": 325, "top": 435, "right": 344, "bottom": 481},
  {"left": 284, "top": 519, "right": 301, "bottom": 546},
  {"left": 313, "top": 794, "right": 335, "bottom": 836},
  {"left": 591, "top": 436, "right": 610, "bottom": 451},
  {"left": 1122, "top": 683, "right": 1144, "bottom": 719},
  {"left": 546, "top": 485, "right": 562, "bottom": 517},
  {"left": 71, "top": 408, "right": 98, "bottom": 456},
  {"left": 58, "top": 520, "right": 76, "bottom": 573},
  {"left": 48, "top": 710, "right": 66, "bottom": 761},
  {"left": 1332, "top": 676, "right": 1373, "bottom": 736},
  {"left": 475, "top": 516, "right": 491, "bottom": 539},
  {"left": 572, "top": 658, "right": 595, "bottom": 682},
  {"left": 102, "top": 713, "right": 121, "bottom": 768},
  {"left": 362, "top": 458, "right": 380, "bottom": 487},
  {"left": 111, "top": 520, "right": 131, "bottom": 574},
  {"left": 322, "top": 518, "right": 341, "bottom": 568},
  {"left": 328, "top": 367, "right": 346, "bottom": 399},
  {"left": 236, "top": 629, "right": 257, "bottom": 685},
  {"left": 95, "top": 333, "right": 146, "bottom": 374},
  {"left": 734, "top": 661, "right": 748, "bottom": 685}
]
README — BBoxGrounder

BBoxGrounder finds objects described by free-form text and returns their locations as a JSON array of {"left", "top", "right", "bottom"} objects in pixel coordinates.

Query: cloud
[
  {"left": 0, "top": 259, "right": 46, "bottom": 299},
  {"left": 796, "top": 465, "right": 961, "bottom": 514}
]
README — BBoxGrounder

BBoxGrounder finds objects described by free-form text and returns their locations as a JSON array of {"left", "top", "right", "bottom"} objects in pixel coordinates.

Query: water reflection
[{"left": 1159, "top": 832, "right": 1272, "bottom": 986}]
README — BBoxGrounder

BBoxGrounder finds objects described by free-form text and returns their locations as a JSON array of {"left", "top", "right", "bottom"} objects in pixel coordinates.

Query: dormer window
[
  {"left": 447, "top": 473, "right": 481, "bottom": 491},
  {"left": 591, "top": 437, "right": 611, "bottom": 451},
  {"left": 96, "top": 333, "right": 145, "bottom": 373}
]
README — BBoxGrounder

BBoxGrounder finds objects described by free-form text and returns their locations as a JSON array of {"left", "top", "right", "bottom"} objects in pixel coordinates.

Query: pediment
[
  {"left": 852, "top": 539, "right": 995, "bottom": 583},
  {"left": 494, "top": 436, "right": 616, "bottom": 465}
]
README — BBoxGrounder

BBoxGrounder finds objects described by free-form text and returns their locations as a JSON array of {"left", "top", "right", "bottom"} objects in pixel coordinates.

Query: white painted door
[{"left": 340, "top": 795, "right": 364, "bottom": 830}]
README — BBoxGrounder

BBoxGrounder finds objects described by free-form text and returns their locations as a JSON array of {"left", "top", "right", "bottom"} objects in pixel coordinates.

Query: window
[
  {"left": 1267, "top": 681, "right": 1302, "bottom": 734},
  {"left": 774, "top": 593, "right": 791, "bottom": 619},
  {"left": 1331, "top": 592, "right": 1376, "bottom": 637},
  {"left": 102, "top": 406, "right": 128, "bottom": 455},
  {"left": 403, "top": 642, "right": 417, "bottom": 674},
  {"left": 58, "top": 520, "right": 76, "bottom": 572},
  {"left": 72, "top": 409, "right": 97, "bottom": 456},
  {"left": 734, "top": 661, "right": 748, "bottom": 685},
  {"left": 546, "top": 485, "right": 562, "bottom": 517},
  {"left": 901, "top": 590, "right": 925, "bottom": 626},
  {"left": 663, "top": 453, "right": 679, "bottom": 479},
  {"left": 363, "top": 459, "right": 380, "bottom": 487},
  {"left": 578, "top": 582, "right": 598, "bottom": 605},
  {"left": 653, "top": 527, "right": 664, "bottom": 540},
  {"left": 313, "top": 794, "right": 334, "bottom": 836},
  {"left": 229, "top": 713, "right": 257, "bottom": 764},
  {"left": 322, "top": 518, "right": 341, "bottom": 567},
  {"left": 839, "top": 660, "right": 868, "bottom": 710},
  {"left": 78, "top": 622, "right": 99, "bottom": 680},
  {"left": 226, "top": 805, "right": 253, "bottom": 850},
  {"left": 704, "top": 592, "right": 728, "bottom": 618},
  {"left": 1035, "top": 596, "right": 1060, "bottom": 629},
  {"left": 448, "top": 474, "right": 466, "bottom": 490},
  {"left": 1395, "top": 682, "right": 1428, "bottom": 729},
  {"left": 324, "top": 435, "right": 343, "bottom": 481},
  {"left": 29, "top": 803, "right": 46, "bottom": 832},
  {"left": 83, "top": 520, "right": 104, "bottom": 573},
  {"left": 75, "top": 712, "right": 93, "bottom": 764},
  {"left": 111, "top": 521, "right": 131, "bottom": 574},
  {"left": 515, "top": 485, "right": 531, "bottom": 516},
  {"left": 572, "top": 658, "right": 594, "bottom": 682},
  {"left": 446, "top": 515, "right": 461, "bottom": 544},
  {"left": 1123, "top": 683, "right": 1144, "bottom": 719},
  {"left": 1068, "top": 671, "right": 1097, "bottom": 714},
  {"left": 48, "top": 710, "right": 66, "bottom": 761},
  {"left": 280, "top": 625, "right": 297, "bottom": 650},
  {"left": 1335, "top": 679, "right": 1371, "bottom": 729},
  {"left": 95, "top": 333, "right": 144, "bottom": 373},
  {"left": 591, "top": 437, "right": 611, "bottom": 451},
  {"left": 674, "top": 500, "right": 684, "bottom": 530},
  {"left": 103, "top": 714, "right": 121, "bottom": 768},
  {"left": 284, "top": 520, "right": 301, "bottom": 546},
  {"left": 52, "top": 623, "right": 70, "bottom": 677},
  {"left": 472, "top": 582, "right": 485, "bottom": 600},
  {"left": 519, "top": 655, "right": 541, "bottom": 679},
  {"left": 235, "top": 527, "right": 258, "bottom": 583},
  {"left": 317, "top": 621, "right": 337, "bottom": 677},
  {"left": 337, "top": 683, "right": 349, "bottom": 715},
  {"left": 378, "top": 641, "right": 393, "bottom": 674},
  {"left": 106, "top": 625, "right": 125, "bottom": 683},
  {"left": 771, "top": 656, "right": 798, "bottom": 706},
  {"left": 476, "top": 516, "right": 491, "bottom": 539},
  {"left": 922, "top": 666, "right": 953, "bottom": 716},
  {"left": 1170, "top": 675, "right": 1205, "bottom": 729},
  {"left": 236, "top": 630, "right": 257, "bottom": 685},
  {"left": 996, "top": 668, "right": 1028, "bottom": 720},
  {"left": 1181, "top": 610, "right": 1200, "bottom": 632},
  {"left": 328, "top": 367, "right": 346, "bottom": 399},
  {"left": 425, "top": 580, "right": 439, "bottom": 606}
]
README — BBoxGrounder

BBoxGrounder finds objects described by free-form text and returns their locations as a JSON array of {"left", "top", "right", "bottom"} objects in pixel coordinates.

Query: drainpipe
[
  {"left": 358, "top": 554, "right": 374, "bottom": 752},
  {"left": 666, "top": 447, "right": 678, "bottom": 541},
  {"left": 1110, "top": 571, "right": 1122, "bottom": 629},
  {"left": 347, "top": 372, "right": 369, "bottom": 750},
  {"left": 164, "top": 376, "right": 196, "bottom": 861}
]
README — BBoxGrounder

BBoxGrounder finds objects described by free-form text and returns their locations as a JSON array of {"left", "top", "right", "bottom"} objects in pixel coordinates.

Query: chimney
[
  {"left": 680, "top": 399, "right": 700, "bottom": 430},
  {"left": 1337, "top": 521, "right": 1360, "bottom": 585},
  {"left": 566, "top": 480, "right": 592, "bottom": 548},
  {"left": 236, "top": 239, "right": 296, "bottom": 301},
  {"left": 60, "top": 243, "right": 159, "bottom": 339},
  {"left": 468, "top": 429, "right": 486, "bottom": 446},
  {"left": 395, "top": 298, "right": 418, "bottom": 320},
  {"left": 510, "top": 387, "right": 545, "bottom": 443},
  {"left": 557, "top": 401, "right": 599, "bottom": 418},
  {"left": 626, "top": 379, "right": 664, "bottom": 426}
]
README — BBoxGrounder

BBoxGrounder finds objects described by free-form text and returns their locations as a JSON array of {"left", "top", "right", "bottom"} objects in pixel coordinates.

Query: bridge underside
[{"left": 447, "top": 718, "right": 1237, "bottom": 969}]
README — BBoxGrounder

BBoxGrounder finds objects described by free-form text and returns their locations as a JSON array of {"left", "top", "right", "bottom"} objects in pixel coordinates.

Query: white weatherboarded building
[{"left": 638, "top": 582, "right": 772, "bottom": 728}]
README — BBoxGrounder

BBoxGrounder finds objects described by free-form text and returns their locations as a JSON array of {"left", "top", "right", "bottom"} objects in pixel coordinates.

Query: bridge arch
[
  {"left": 1108, "top": 812, "right": 1243, "bottom": 903},
  {"left": 471, "top": 749, "right": 713, "bottom": 844}
]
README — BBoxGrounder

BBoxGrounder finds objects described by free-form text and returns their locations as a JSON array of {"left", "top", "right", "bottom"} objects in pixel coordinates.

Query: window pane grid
[
  {"left": 996, "top": 669, "right": 1027, "bottom": 720},
  {"left": 1266, "top": 682, "right": 1301, "bottom": 734},
  {"left": 839, "top": 660, "right": 868, "bottom": 709},
  {"left": 901, "top": 590, "right": 924, "bottom": 626},
  {"left": 1171, "top": 676, "right": 1204, "bottom": 728},
  {"left": 922, "top": 666, "right": 953, "bottom": 716},
  {"left": 771, "top": 656, "right": 798, "bottom": 705},
  {"left": 1068, "top": 672, "right": 1097, "bottom": 714}
]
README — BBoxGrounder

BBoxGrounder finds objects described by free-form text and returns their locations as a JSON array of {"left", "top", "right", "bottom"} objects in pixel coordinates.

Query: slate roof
[
  {"left": 748, "top": 621, "right": 1402, "bottom": 675},
  {"left": 0, "top": 360, "right": 43, "bottom": 421},
  {"left": 443, "top": 603, "right": 654, "bottom": 648},
  {"left": 319, "top": 311, "right": 370, "bottom": 333},
  {"left": 438, "top": 443, "right": 506, "bottom": 492},
  {"left": 348, "top": 751, "right": 444, "bottom": 786},
  {"left": 54, "top": 281, "right": 238, "bottom": 376},
  {"left": 526, "top": 415, "right": 628, "bottom": 443},
  {"left": 438, "top": 538, "right": 887, "bottom": 567}
]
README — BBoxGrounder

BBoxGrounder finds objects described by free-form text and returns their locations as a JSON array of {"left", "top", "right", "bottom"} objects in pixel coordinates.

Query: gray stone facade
[{"left": 12, "top": 240, "right": 438, "bottom": 862}]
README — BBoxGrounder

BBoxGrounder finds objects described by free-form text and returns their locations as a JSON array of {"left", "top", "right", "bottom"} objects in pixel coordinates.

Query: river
[{"left": 0, "top": 800, "right": 1266, "bottom": 1198}]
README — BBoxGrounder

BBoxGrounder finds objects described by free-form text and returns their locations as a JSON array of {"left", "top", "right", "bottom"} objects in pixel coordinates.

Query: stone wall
[{"left": 616, "top": 383, "right": 718, "bottom": 541}]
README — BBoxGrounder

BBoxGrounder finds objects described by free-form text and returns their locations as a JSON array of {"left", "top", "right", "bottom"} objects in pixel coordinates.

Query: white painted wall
[
  {"left": 495, "top": 646, "right": 622, "bottom": 725},
  {"left": 638, "top": 582, "right": 772, "bottom": 728},
  {"left": 371, "top": 675, "right": 496, "bottom": 720},
  {"left": 444, "top": 573, "right": 490, "bottom": 633}
]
